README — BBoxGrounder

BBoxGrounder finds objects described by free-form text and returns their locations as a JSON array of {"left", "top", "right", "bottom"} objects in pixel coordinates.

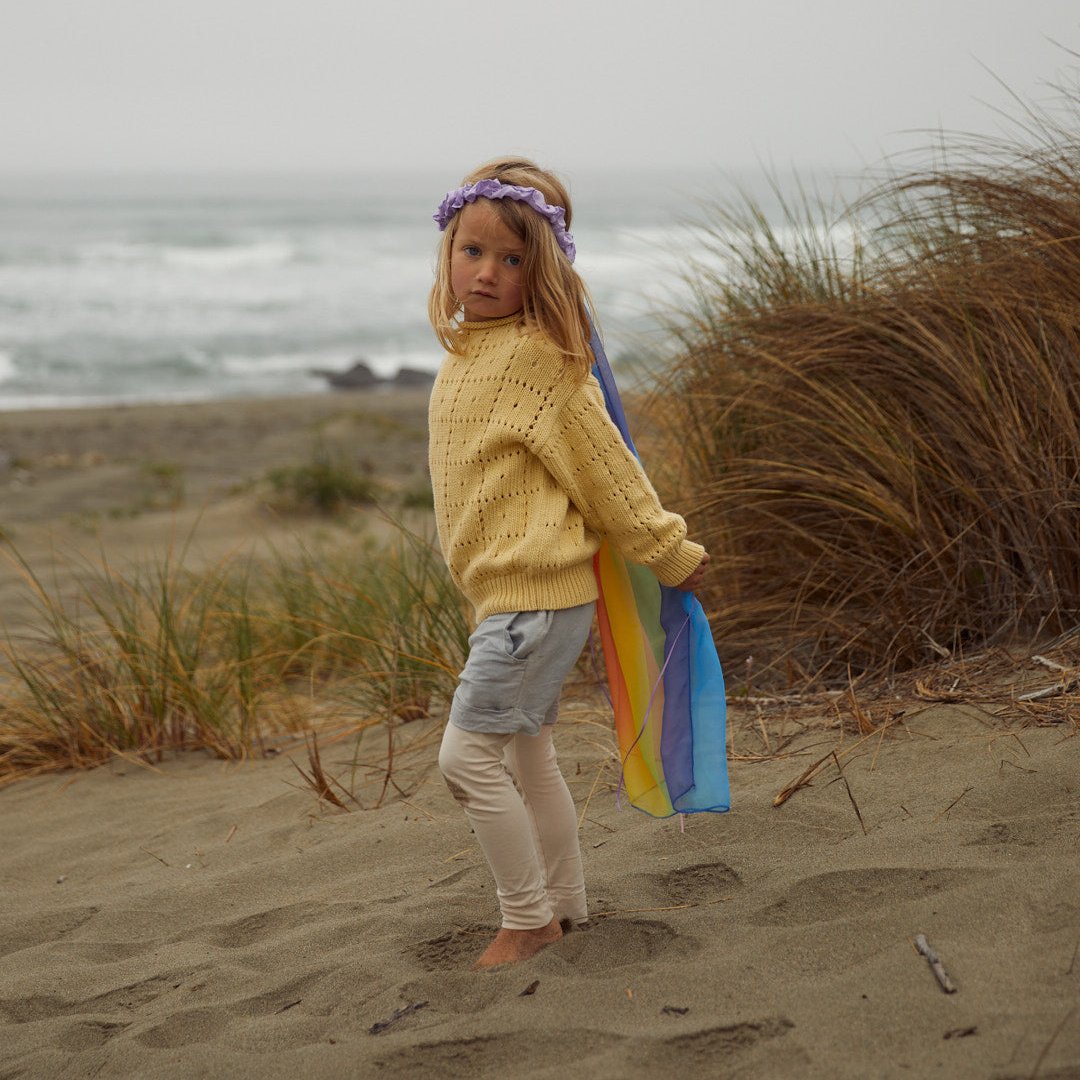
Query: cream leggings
[
  {"left": 438, "top": 723, "right": 587, "bottom": 929},
  {"left": 438, "top": 602, "right": 594, "bottom": 930}
]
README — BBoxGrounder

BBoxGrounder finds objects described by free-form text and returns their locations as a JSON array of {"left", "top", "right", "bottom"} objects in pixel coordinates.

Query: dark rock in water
[
  {"left": 310, "top": 360, "right": 380, "bottom": 390},
  {"left": 386, "top": 367, "right": 435, "bottom": 388},
  {"left": 311, "top": 359, "right": 434, "bottom": 392}
]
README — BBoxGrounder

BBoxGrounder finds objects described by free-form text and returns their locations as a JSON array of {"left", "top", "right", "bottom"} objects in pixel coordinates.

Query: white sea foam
[
  {"left": 221, "top": 349, "right": 348, "bottom": 377},
  {"left": 0, "top": 349, "right": 15, "bottom": 384},
  {"left": 161, "top": 240, "right": 295, "bottom": 270},
  {"left": 81, "top": 238, "right": 295, "bottom": 270}
]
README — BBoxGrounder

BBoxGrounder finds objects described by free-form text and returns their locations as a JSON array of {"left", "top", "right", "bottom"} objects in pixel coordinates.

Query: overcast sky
[{"left": 3, "top": 0, "right": 1078, "bottom": 177}]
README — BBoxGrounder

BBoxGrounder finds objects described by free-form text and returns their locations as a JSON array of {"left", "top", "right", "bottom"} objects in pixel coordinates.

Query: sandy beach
[
  {"left": 1, "top": 393, "right": 1078, "bottom": 1079},
  {"left": 0, "top": 390, "right": 432, "bottom": 630}
]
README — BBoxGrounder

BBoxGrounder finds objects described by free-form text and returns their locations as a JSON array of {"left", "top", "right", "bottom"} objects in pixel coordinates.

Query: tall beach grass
[
  {"left": 0, "top": 523, "right": 469, "bottom": 783},
  {"left": 660, "top": 80, "right": 1080, "bottom": 684}
]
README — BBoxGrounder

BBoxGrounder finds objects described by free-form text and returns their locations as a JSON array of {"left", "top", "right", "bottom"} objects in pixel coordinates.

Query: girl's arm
[{"left": 526, "top": 376, "right": 706, "bottom": 585}]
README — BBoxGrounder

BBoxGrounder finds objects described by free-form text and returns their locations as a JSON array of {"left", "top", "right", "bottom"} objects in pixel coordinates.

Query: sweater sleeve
[{"left": 521, "top": 365, "right": 705, "bottom": 587}]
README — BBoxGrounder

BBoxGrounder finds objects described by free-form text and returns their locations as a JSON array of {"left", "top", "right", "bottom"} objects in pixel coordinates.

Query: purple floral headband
[{"left": 433, "top": 179, "right": 577, "bottom": 264}]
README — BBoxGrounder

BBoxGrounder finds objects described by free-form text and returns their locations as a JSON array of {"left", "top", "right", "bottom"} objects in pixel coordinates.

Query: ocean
[{"left": 0, "top": 169, "right": 849, "bottom": 411}]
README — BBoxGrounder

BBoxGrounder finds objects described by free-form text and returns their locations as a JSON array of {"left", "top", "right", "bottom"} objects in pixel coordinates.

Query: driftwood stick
[
  {"left": 915, "top": 934, "right": 957, "bottom": 993},
  {"left": 1031, "top": 654, "right": 1070, "bottom": 673},
  {"left": 1017, "top": 677, "right": 1079, "bottom": 702},
  {"left": 369, "top": 1000, "right": 428, "bottom": 1035}
]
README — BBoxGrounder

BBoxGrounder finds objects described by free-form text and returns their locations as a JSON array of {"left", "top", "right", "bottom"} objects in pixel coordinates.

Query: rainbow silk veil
[{"left": 588, "top": 321, "right": 730, "bottom": 818}]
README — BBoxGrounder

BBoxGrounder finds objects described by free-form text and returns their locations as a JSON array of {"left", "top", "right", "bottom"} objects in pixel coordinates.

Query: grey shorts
[{"left": 449, "top": 602, "right": 596, "bottom": 736}]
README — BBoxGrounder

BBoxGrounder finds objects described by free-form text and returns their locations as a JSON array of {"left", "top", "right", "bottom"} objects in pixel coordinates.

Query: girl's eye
[
  {"left": 462, "top": 245, "right": 481, "bottom": 257},
  {"left": 505, "top": 254, "right": 521, "bottom": 267}
]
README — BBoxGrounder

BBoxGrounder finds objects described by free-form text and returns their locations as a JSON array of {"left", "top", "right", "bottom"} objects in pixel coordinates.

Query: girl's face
[{"left": 450, "top": 201, "right": 525, "bottom": 321}]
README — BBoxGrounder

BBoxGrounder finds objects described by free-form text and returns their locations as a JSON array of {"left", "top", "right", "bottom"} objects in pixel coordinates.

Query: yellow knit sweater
[{"left": 428, "top": 315, "right": 704, "bottom": 621}]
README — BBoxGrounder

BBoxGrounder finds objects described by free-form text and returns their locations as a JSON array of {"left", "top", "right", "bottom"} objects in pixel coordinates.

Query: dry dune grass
[
  {"left": 0, "top": 524, "right": 470, "bottom": 786},
  {"left": 660, "top": 80, "right": 1080, "bottom": 686}
]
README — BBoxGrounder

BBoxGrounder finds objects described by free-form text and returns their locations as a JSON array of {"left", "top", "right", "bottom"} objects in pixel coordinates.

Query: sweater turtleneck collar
[{"left": 459, "top": 313, "right": 524, "bottom": 332}]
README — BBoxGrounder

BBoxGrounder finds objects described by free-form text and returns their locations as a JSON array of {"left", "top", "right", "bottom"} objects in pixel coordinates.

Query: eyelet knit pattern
[{"left": 428, "top": 315, "right": 705, "bottom": 621}]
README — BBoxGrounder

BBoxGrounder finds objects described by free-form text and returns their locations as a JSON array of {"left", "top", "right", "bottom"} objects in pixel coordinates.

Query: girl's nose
[{"left": 476, "top": 258, "right": 498, "bottom": 282}]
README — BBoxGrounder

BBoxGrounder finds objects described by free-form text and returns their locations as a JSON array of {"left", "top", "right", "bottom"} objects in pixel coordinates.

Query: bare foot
[{"left": 472, "top": 917, "right": 562, "bottom": 970}]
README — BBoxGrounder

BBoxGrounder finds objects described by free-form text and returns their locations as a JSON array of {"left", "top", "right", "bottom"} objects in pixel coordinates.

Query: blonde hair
[{"left": 428, "top": 157, "right": 594, "bottom": 379}]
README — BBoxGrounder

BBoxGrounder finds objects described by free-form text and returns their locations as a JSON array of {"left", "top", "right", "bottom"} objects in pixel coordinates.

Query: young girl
[{"left": 428, "top": 158, "right": 709, "bottom": 969}]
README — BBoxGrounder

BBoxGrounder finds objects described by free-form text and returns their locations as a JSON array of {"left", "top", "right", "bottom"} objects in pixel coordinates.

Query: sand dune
[{"left": 1, "top": 700, "right": 1077, "bottom": 1079}]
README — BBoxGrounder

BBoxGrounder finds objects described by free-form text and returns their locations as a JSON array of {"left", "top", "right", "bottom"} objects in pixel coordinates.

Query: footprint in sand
[
  {"left": 553, "top": 917, "right": 688, "bottom": 974},
  {"left": 56, "top": 1019, "right": 130, "bottom": 1051},
  {"left": 1027, "top": 894, "right": 1080, "bottom": 935},
  {"left": 750, "top": 867, "right": 987, "bottom": 926},
  {"left": 199, "top": 900, "right": 370, "bottom": 953},
  {"left": 965, "top": 822, "right": 1038, "bottom": 847},
  {"left": 0, "top": 993, "right": 77, "bottom": 1024},
  {"left": 135, "top": 1006, "right": 228, "bottom": 1049},
  {"left": 413, "top": 923, "right": 497, "bottom": 971},
  {"left": 373, "top": 1030, "right": 625, "bottom": 1079},
  {"left": 394, "top": 973, "right": 503, "bottom": 1017},
  {"left": 200, "top": 902, "right": 318, "bottom": 949},
  {"left": 660, "top": 861, "right": 741, "bottom": 904},
  {"left": 0, "top": 971, "right": 195, "bottom": 1026},
  {"left": 86, "top": 973, "right": 195, "bottom": 1013},
  {"left": 51, "top": 938, "right": 159, "bottom": 963},
  {"left": 231, "top": 970, "right": 335, "bottom": 1019},
  {"left": 650, "top": 1015, "right": 796, "bottom": 1063},
  {"left": 414, "top": 916, "right": 690, "bottom": 974},
  {"left": 0, "top": 905, "right": 99, "bottom": 960},
  {"left": 966, "top": 803, "right": 1078, "bottom": 849}
]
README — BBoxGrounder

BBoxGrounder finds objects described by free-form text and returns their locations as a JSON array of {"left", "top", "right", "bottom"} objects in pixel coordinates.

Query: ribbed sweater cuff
[{"left": 650, "top": 540, "right": 706, "bottom": 588}]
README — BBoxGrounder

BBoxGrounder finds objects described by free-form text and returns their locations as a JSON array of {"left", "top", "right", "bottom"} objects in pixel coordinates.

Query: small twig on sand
[
  {"left": 369, "top": 1000, "right": 428, "bottom": 1035},
  {"left": 374, "top": 720, "right": 397, "bottom": 809},
  {"left": 831, "top": 751, "right": 867, "bottom": 835},
  {"left": 290, "top": 733, "right": 360, "bottom": 811},
  {"left": 584, "top": 815, "right": 615, "bottom": 833},
  {"left": 999, "top": 759, "right": 1037, "bottom": 775},
  {"left": 932, "top": 786, "right": 973, "bottom": 823},
  {"left": 914, "top": 934, "right": 957, "bottom": 993},
  {"left": 729, "top": 695, "right": 809, "bottom": 706},
  {"left": 1028, "top": 1005, "right": 1077, "bottom": 1080},
  {"left": 757, "top": 712, "right": 771, "bottom": 753},
  {"left": 847, "top": 684, "right": 875, "bottom": 735},
  {"left": 773, "top": 751, "right": 834, "bottom": 807},
  {"left": 140, "top": 848, "right": 172, "bottom": 867},
  {"left": 396, "top": 798, "right": 438, "bottom": 821},
  {"left": 1065, "top": 935, "right": 1080, "bottom": 977},
  {"left": 773, "top": 718, "right": 904, "bottom": 808},
  {"left": 915, "top": 678, "right": 965, "bottom": 703},
  {"left": 577, "top": 760, "right": 609, "bottom": 831}
]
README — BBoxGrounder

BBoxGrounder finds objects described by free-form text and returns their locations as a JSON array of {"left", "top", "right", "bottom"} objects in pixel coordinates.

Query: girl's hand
[{"left": 677, "top": 551, "right": 710, "bottom": 592}]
